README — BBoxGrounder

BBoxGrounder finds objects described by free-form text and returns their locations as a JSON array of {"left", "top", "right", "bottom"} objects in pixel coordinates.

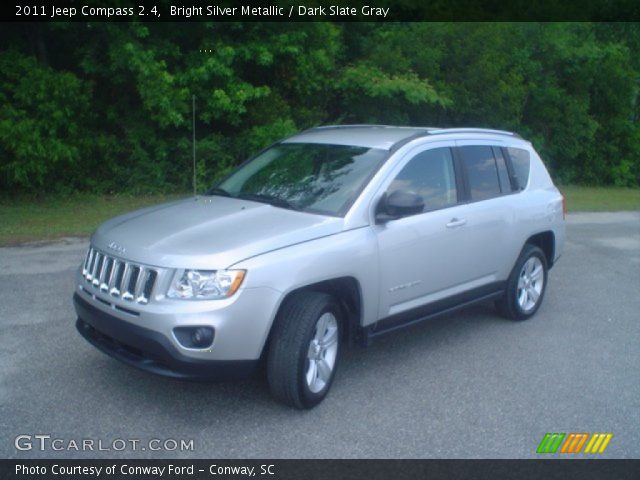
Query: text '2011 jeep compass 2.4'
[{"left": 74, "top": 125, "right": 565, "bottom": 408}]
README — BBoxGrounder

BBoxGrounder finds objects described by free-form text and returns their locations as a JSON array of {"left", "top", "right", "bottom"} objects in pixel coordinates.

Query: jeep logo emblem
[{"left": 107, "top": 241, "right": 126, "bottom": 255}]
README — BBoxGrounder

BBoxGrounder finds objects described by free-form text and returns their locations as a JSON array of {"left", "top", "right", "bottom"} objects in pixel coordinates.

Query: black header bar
[
  {"left": 3, "top": 0, "right": 640, "bottom": 22},
  {"left": 2, "top": 459, "right": 640, "bottom": 480}
]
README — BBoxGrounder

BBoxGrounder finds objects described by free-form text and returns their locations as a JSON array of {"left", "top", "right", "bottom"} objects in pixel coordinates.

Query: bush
[{"left": 0, "top": 50, "right": 92, "bottom": 193}]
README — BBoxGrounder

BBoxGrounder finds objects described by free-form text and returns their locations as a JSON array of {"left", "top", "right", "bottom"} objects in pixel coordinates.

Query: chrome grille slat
[
  {"left": 91, "top": 252, "right": 101, "bottom": 279},
  {"left": 142, "top": 271, "right": 157, "bottom": 303},
  {"left": 91, "top": 253, "right": 103, "bottom": 286},
  {"left": 124, "top": 266, "right": 140, "bottom": 302},
  {"left": 111, "top": 261, "right": 124, "bottom": 296},
  {"left": 98, "top": 256, "right": 109, "bottom": 288},
  {"left": 128, "top": 266, "right": 141, "bottom": 294},
  {"left": 82, "top": 249, "right": 93, "bottom": 276},
  {"left": 107, "top": 259, "right": 118, "bottom": 291},
  {"left": 121, "top": 264, "right": 134, "bottom": 301},
  {"left": 86, "top": 250, "right": 97, "bottom": 280},
  {"left": 134, "top": 267, "right": 146, "bottom": 298},
  {"left": 82, "top": 247, "right": 157, "bottom": 305},
  {"left": 100, "top": 258, "right": 114, "bottom": 292}
]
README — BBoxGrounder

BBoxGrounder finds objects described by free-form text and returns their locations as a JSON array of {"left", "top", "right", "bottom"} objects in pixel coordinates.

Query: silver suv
[{"left": 74, "top": 125, "right": 565, "bottom": 408}]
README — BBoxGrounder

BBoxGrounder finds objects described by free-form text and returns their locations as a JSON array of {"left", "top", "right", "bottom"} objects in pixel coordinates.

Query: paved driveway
[{"left": 1, "top": 212, "right": 638, "bottom": 458}]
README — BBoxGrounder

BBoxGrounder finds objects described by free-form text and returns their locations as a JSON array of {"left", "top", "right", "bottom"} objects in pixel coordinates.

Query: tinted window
[
  {"left": 493, "top": 147, "right": 512, "bottom": 193},
  {"left": 506, "top": 147, "right": 531, "bottom": 190},
  {"left": 459, "top": 146, "right": 501, "bottom": 200},
  {"left": 387, "top": 147, "right": 457, "bottom": 213},
  {"left": 216, "top": 143, "right": 387, "bottom": 216}
]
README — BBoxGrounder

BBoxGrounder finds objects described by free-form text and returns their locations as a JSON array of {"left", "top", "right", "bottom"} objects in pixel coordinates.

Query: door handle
[{"left": 446, "top": 218, "right": 467, "bottom": 228}]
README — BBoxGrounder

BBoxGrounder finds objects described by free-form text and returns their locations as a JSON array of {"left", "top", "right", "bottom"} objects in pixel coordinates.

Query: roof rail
[
  {"left": 304, "top": 125, "right": 522, "bottom": 138},
  {"left": 428, "top": 128, "right": 522, "bottom": 138},
  {"left": 307, "top": 124, "right": 437, "bottom": 131}
]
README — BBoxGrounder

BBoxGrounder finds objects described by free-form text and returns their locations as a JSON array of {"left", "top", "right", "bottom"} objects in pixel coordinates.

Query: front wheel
[
  {"left": 267, "top": 291, "right": 342, "bottom": 409},
  {"left": 497, "top": 244, "right": 548, "bottom": 321}
]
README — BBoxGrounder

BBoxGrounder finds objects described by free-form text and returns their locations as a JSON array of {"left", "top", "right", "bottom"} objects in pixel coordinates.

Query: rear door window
[
  {"left": 492, "top": 147, "right": 512, "bottom": 193},
  {"left": 458, "top": 146, "right": 501, "bottom": 201}
]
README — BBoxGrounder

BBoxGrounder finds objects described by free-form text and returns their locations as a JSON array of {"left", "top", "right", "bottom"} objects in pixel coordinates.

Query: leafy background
[{"left": 1, "top": 22, "right": 638, "bottom": 195}]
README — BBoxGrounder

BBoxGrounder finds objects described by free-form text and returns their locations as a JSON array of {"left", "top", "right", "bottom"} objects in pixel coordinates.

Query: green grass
[
  {"left": 559, "top": 186, "right": 640, "bottom": 212},
  {"left": 0, "top": 193, "right": 186, "bottom": 246},
  {"left": 0, "top": 187, "right": 638, "bottom": 246}
]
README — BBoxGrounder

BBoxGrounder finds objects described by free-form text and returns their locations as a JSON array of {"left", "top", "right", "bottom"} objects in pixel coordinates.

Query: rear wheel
[
  {"left": 497, "top": 244, "right": 548, "bottom": 320},
  {"left": 267, "top": 291, "right": 342, "bottom": 409}
]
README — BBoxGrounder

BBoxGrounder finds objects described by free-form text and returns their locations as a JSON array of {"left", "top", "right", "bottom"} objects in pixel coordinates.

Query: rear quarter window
[{"left": 506, "top": 147, "right": 531, "bottom": 190}]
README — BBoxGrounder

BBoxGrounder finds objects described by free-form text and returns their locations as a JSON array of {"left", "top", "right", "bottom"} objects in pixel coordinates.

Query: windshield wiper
[
  {"left": 208, "top": 187, "right": 232, "bottom": 197},
  {"left": 237, "top": 192, "right": 300, "bottom": 211}
]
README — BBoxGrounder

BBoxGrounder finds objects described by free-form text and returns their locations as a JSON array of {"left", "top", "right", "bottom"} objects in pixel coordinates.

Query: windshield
[{"left": 211, "top": 143, "right": 388, "bottom": 216}]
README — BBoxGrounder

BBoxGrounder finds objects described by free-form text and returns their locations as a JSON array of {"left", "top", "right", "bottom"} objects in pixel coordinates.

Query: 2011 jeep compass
[{"left": 74, "top": 125, "right": 565, "bottom": 408}]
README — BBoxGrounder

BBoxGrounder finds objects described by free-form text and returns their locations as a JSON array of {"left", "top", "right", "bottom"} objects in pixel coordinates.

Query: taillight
[{"left": 561, "top": 194, "right": 566, "bottom": 220}]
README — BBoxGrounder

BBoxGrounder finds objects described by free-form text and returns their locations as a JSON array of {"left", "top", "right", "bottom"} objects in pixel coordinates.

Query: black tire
[
  {"left": 267, "top": 291, "right": 342, "bottom": 409},
  {"left": 496, "top": 244, "right": 548, "bottom": 321}
]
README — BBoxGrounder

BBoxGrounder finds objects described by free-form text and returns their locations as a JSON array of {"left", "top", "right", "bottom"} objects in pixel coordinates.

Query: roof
[{"left": 283, "top": 125, "right": 522, "bottom": 150}]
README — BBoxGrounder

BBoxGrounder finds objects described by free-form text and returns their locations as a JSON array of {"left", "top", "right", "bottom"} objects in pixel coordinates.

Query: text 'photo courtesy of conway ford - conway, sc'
[{"left": 74, "top": 125, "right": 565, "bottom": 409}]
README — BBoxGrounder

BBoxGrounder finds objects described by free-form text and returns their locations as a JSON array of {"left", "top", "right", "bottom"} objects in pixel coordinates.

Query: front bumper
[{"left": 74, "top": 293, "right": 258, "bottom": 380}]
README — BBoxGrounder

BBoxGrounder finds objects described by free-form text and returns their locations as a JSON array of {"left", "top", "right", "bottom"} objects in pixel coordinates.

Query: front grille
[{"left": 82, "top": 247, "right": 158, "bottom": 305}]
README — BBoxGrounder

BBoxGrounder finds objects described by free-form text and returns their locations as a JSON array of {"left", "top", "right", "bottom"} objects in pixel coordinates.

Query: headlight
[{"left": 167, "top": 269, "right": 246, "bottom": 300}]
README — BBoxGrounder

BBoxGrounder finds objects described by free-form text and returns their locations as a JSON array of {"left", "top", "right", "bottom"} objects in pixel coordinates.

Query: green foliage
[
  {"left": 337, "top": 63, "right": 449, "bottom": 123},
  {"left": 0, "top": 50, "right": 92, "bottom": 191},
  {"left": 0, "top": 22, "right": 638, "bottom": 194}
]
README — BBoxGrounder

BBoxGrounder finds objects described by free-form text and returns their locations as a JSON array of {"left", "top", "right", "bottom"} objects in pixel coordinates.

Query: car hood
[{"left": 91, "top": 196, "right": 345, "bottom": 269}]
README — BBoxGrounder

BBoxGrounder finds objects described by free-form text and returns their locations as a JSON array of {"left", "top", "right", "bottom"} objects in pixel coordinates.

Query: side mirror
[{"left": 376, "top": 190, "right": 424, "bottom": 223}]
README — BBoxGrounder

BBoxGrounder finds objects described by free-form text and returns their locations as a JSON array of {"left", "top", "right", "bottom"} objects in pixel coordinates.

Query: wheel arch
[
  {"left": 525, "top": 231, "right": 555, "bottom": 269},
  {"left": 262, "top": 277, "right": 364, "bottom": 358}
]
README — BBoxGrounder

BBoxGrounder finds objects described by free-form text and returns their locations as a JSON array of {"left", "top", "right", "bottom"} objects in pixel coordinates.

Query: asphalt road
[{"left": 1, "top": 212, "right": 639, "bottom": 459}]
